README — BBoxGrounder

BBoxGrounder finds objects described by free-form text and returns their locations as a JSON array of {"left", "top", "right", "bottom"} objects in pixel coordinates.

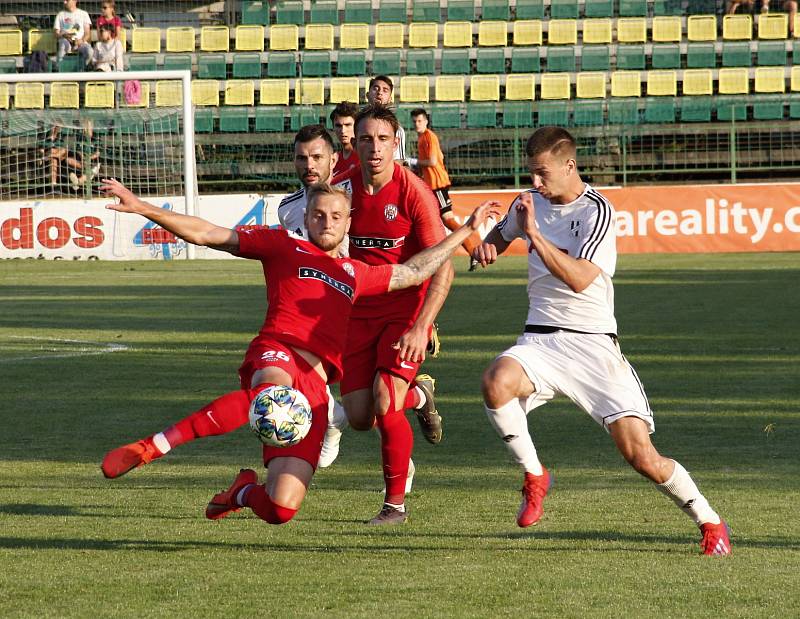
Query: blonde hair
[{"left": 306, "top": 183, "right": 351, "bottom": 210}]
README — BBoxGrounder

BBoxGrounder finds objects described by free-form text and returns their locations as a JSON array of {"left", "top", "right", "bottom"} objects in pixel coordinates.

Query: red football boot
[
  {"left": 101, "top": 437, "right": 163, "bottom": 479},
  {"left": 700, "top": 520, "right": 732, "bottom": 556},
  {"left": 516, "top": 467, "right": 552, "bottom": 528},
  {"left": 206, "top": 469, "right": 258, "bottom": 520}
]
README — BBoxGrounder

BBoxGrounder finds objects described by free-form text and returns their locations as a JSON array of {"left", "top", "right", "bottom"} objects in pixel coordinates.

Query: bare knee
[{"left": 481, "top": 360, "right": 529, "bottom": 408}]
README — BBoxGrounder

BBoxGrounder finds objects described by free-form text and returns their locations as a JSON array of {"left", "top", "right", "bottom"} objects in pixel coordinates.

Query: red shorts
[{"left": 239, "top": 337, "right": 329, "bottom": 470}]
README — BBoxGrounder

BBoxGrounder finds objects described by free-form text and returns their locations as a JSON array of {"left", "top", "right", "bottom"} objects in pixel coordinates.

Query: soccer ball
[{"left": 248, "top": 386, "right": 313, "bottom": 448}]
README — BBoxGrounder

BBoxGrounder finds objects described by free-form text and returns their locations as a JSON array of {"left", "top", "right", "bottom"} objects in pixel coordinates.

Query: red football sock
[
  {"left": 376, "top": 372, "right": 413, "bottom": 504},
  {"left": 244, "top": 484, "right": 298, "bottom": 524},
  {"left": 403, "top": 381, "right": 421, "bottom": 409}
]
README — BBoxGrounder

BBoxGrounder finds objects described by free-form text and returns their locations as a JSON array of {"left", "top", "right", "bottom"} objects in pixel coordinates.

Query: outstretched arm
[{"left": 100, "top": 178, "right": 240, "bottom": 254}]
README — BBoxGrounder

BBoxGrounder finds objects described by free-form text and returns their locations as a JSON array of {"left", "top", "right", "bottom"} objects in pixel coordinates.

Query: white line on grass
[{"left": 2, "top": 336, "right": 129, "bottom": 363}]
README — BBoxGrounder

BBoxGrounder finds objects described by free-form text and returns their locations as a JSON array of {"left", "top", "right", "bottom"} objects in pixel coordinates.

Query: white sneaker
[
  {"left": 380, "top": 458, "right": 415, "bottom": 495},
  {"left": 318, "top": 400, "right": 348, "bottom": 468}
]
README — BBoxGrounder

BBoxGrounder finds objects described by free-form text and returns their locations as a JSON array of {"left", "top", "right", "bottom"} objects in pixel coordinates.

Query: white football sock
[
  {"left": 385, "top": 501, "right": 406, "bottom": 512},
  {"left": 235, "top": 485, "right": 255, "bottom": 507},
  {"left": 485, "top": 399, "right": 543, "bottom": 475},
  {"left": 152, "top": 432, "right": 171, "bottom": 454},
  {"left": 656, "top": 460, "right": 720, "bottom": 526},
  {"left": 329, "top": 399, "right": 349, "bottom": 431}
]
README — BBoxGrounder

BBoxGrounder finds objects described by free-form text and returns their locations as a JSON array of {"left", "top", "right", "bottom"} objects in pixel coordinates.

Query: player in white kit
[{"left": 472, "top": 126, "right": 731, "bottom": 556}]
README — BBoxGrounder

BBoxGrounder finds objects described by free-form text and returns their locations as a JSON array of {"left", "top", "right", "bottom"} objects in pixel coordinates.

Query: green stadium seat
[
  {"left": 581, "top": 46, "right": 610, "bottom": 71},
  {"left": 794, "top": 41, "right": 800, "bottom": 65},
  {"left": 680, "top": 96, "right": 712, "bottom": 121},
  {"left": 467, "top": 102, "right": 496, "bottom": 127},
  {"left": 789, "top": 95, "right": 800, "bottom": 119},
  {"left": 503, "top": 100, "right": 534, "bottom": 127},
  {"left": 511, "top": 47, "right": 540, "bottom": 72},
  {"left": 573, "top": 100, "right": 605, "bottom": 125},
  {"left": 407, "top": 49, "right": 435, "bottom": 74},
  {"left": 619, "top": 0, "right": 648, "bottom": 16},
  {"left": 194, "top": 108, "right": 215, "bottom": 133},
  {"left": 447, "top": 0, "right": 476, "bottom": 21},
  {"left": 0, "top": 58, "right": 17, "bottom": 73},
  {"left": 441, "top": 48, "right": 471, "bottom": 74},
  {"left": 344, "top": 1, "right": 373, "bottom": 24},
  {"left": 336, "top": 50, "right": 366, "bottom": 76},
  {"left": 379, "top": 1, "right": 408, "bottom": 23},
  {"left": 267, "top": 52, "right": 296, "bottom": 77},
  {"left": 276, "top": 1, "right": 304, "bottom": 25},
  {"left": 722, "top": 42, "right": 751, "bottom": 67},
  {"left": 115, "top": 111, "right": 146, "bottom": 134},
  {"left": 255, "top": 106, "right": 286, "bottom": 131},
  {"left": 716, "top": 96, "right": 747, "bottom": 121},
  {"left": 290, "top": 107, "right": 321, "bottom": 130},
  {"left": 551, "top": 0, "right": 579, "bottom": 19},
  {"left": 163, "top": 54, "right": 192, "bottom": 72},
  {"left": 302, "top": 51, "right": 332, "bottom": 76},
  {"left": 687, "top": 0, "right": 717, "bottom": 13},
  {"left": 608, "top": 98, "right": 639, "bottom": 123},
  {"left": 547, "top": 46, "right": 577, "bottom": 72},
  {"left": 616, "top": 45, "right": 645, "bottom": 70},
  {"left": 686, "top": 43, "right": 716, "bottom": 69},
  {"left": 242, "top": 1, "right": 270, "bottom": 25},
  {"left": 372, "top": 50, "right": 401, "bottom": 75},
  {"left": 584, "top": 0, "right": 613, "bottom": 17},
  {"left": 128, "top": 54, "right": 157, "bottom": 72},
  {"left": 477, "top": 48, "right": 506, "bottom": 73},
  {"left": 219, "top": 107, "right": 249, "bottom": 132},
  {"left": 310, "top": 1, "right": 339, "bottom": 25},
  {"left": 537, "top": 100, "right": 569, "bottom": 126},
  {"left": 396, "top": 104, "right": 417, "bottom": 129},
  {"left": 431, "top": 102, "right": 462, "bottom": 128},
  {"left": 198, "top": 54, "right": 227, "bottom": 79},
  {"left": 644, "top": 97, "right": 676, "bottom": 122},
  {"left": 482, "top": 0, "right": 511, "bottom": 20},
  {"left": 516, "top": 0, "right": 545, "bottom": 19},
  {"left": 757, "top": 41, "right": 787, "bottom": 66},
  {"left": 232, "top": 53, "right": 262, "bottom": 78},
  {"left": 651, "top": 44, "right": 681, "bottom": 69},
  {"left": 653, "top": 0, "right": 683, "bottom": 15},
  {"left": 752, "top": 95, "right": 784, "bottom": 120},
  {"left": 57, "top": 55, "right": 83, "bottom": 72},
  {"left": 413, "top": 1, "right": 440, "bottom": 22}
]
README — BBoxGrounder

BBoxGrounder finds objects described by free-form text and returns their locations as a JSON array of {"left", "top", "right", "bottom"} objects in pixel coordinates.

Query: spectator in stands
[
  {"left": 97, "top": 0, "right": 123, "bottom": 39},
  {"left": 366, "top": 76, "right": 408, "bottom": 163},
  {"left": 54, "top": 0, "right": 92, "bottom": 68},
  {"left": 92, "top": 23, "right": 124, "bottom": 72},
  {"left": 330, "top": 102, "right": 360, "bottom": 177}
]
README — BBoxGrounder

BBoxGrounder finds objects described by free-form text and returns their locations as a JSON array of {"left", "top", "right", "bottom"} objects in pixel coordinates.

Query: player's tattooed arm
[
  {"left": 100, "top": 178, "right": 240, "bottom": 254},
  {"left": 388, "top": 201, "right": 501, "bottom": 291}
]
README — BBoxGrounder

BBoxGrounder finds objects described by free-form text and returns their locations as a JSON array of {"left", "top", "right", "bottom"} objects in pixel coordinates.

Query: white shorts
[{"left": 499, "top": 331, "right": 655, "bottom": 433}]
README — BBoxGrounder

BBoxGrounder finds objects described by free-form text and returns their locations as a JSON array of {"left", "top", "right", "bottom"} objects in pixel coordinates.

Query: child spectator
[
  {"left": 96, "top": 1, "right": 123, "bottom": 39},
  {"left": 92, "top": 22, "right": 124, "bottom": 71}
]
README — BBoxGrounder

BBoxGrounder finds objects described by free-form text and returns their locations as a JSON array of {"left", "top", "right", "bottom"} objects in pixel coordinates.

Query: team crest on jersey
[
  {"left": 298, "top": 267, "right": 354, "bottom": 300},
  {"left": 341, "top": 262, "right": 355, "bottom": 277},
  {"left": 384, "top": 204, "right": 398, "bottom": 221}
]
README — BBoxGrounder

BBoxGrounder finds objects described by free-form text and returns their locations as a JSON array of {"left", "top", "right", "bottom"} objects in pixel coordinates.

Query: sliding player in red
[{"left": 99, "top": 178, "right": 498, "bottom": 524}]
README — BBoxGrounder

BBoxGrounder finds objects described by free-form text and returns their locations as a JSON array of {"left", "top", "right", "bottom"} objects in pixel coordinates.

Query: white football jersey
[
  {"left": 497, "top": 184, "right": 617, "bottom": 334},
  {"left": 277, "top": 185, "right": 350, "bottom": 256}
]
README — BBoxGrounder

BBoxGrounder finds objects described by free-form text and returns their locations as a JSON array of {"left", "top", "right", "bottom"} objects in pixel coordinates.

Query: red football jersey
[
  {"left": 337, "top": 164, "right": 445, "bottom": 314},
  {"left": 236, "top": 228, "right": 393, "bottom": 382},
  {"left": 333, "top": 150, "right": 359, "bottom": 177}
]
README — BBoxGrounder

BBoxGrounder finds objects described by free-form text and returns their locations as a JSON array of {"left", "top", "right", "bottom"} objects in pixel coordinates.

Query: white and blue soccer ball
[{"left": 248, "top": 386, "right": 312, "bottom": 448}]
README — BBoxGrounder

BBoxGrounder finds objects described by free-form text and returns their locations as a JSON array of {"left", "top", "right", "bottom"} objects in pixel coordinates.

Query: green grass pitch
[{"left": 1, "top": 254, "right": 798, "bottom": 618}]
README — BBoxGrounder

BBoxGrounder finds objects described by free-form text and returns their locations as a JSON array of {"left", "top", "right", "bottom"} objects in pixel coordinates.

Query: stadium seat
[
  {"left": 379, "top": 0, "right": 408, "bottom": 23},
  {"left": 576, "top": 71, "right": 606, "bottom": 98},
  {"left": 758, "top": 13, "right": 788, "bottom": 39},
  {"left": 540, "top": 73, "right": 571, "bottom": 99},
  {"left": 400, "top": 76, "right": 430, "bottom": 102},
  {"left": 537, "top": 100, "right": 569, "bottom": 125},
  {"left": 607, "top": 98, "right": 639, "bottom": 123},
  {"left": 15, "top": 82, "right": 44, "bottom": 109},
  {"left": 302, "top": 51, "right": 331, "bottom": 77},
  {"left": 219, "top": 107, "right": 249, "bottom": 131},
  {"left": 276, "top": 1, "right": 304, "bottom": 25},
  {"left": 375, "top": 23, "right": 405, "bottom": 48},
  {"left": 723, "top": 15, "right": 752, "bottom": 40},
  {"left": 654, "top": 0, "right": 683, "bottom": 15},
  {"left": 514, "top": 20, "right": 543, "bottom": 46},
  {"left": 581, "top": 45, "right": 610, "bottom": 71},
  {"left": 340, "top": 24, "right": 369, "bottom": 49},
  {"left": 478, "top": 21, "right": 508, "bottom": 46},
  {"left": 413, "top": 1, "right": 441, "bottom": 22},
  {"left": 436, "top": 75, "right": 466, "bottom": 101},
  {"left": 755, "top": 66, "right": 785, "bottom": 92},
  {"left": 619, "top": 0, "right": 648, "bottom": 17},
  {"left": 242, "top": 0, "right": 270, "bottom": 25},
  {"left": 617, "top": 18, "right": 647, "bottom": 44},
  {"left": 718, "top": 67, "right": 749, "bottom": 94},
  {"left": 305, "top": 24, "right": 334, "bottom": 50},
  {"left": 0, "top": 58, "right": 17, "bottom": 74},
  {"left": 483, "top": 0, "right": 511, "bottom": 20},
  {"left": 687, "top": 16, "right": 717, "bottom": 42},
  {"left": 201, "top": 26, "right": 229, "bottom": 52},
  {"left": 447, "top": 0, "right": 476, "bottom": 21},
  {"left": 28, "top": 29, "right": 56, "bottom": 55},
  {"left": 260, "top": 79, "right": 290, "bottom": 104},
  {"left": 467, "top": 102, "right": 497, "bottom": 127},
  {"left": 337, "top": 50, "right": 366, "bottom": 76},
  {"left": 128, "top": 54, "right": 157, "bottom": 71},
  {"left": 57, "top": 55, "right": 83, "bottom": 73},
  {"left": 198, "top": 54, "right": 227, "bottom": 79},
  {"left": 583, "top": 19, "right": 612, "bottom": 44},
  {"left": 291, "top": 107, "right": 321, "bottom": 130},
  {"left": 409, "top": 23, "right": 438, "bottom": 48},
  {"left": 470, "top": 75, "right": 500, "bottom": 100},
  {"left": 477, "top": 48, "right": 505, "bottom": 73},
  {"left": 255, "top": 107, "right": 285, "bottom": 132},
  {"left": 155, "top": 80, "right": 182, "bottom": 107},
  {"left": 757, "top": 41, "right": 787, "bottom": 65},
  {"left": 269, "top": 25, "right": 299, "bottom": 51},
  {"left": 132, "top": 27, "right": 161, "bottom": 53},
  {"left": 551, "top": 0, "right": 579, "bottom": 19},
  {"left": 266, "top": 51, "right": 296, "bottom": 77},
  {"left": 372, "top": 50, "right": 401, "bottom": 75},
  {"left": 680, "top": 96, "right": 712, "bottom": 121},
  {"left": 329, "top": 77, "right": 360, "bottom": 103},
  {"left": 548, "top": 20, "right": 578, "bottom": 45},
  {"left": 516, "top": 0, "right": 545, "bottom": 19},
  {"left": 547, "top": 46, "right": 577, "bottom": 72},
  {"left": 585, "top": 0, "right": 613, "bottom": 18},
  {"left": 652, "top": 17, "right": 682, "bottom": 42},
  {"left": 163, "top": 54, "right": 191, "bottom": 72},
  {"left": 0, "top": 29, "right": 22, "bottom": 56},
  {"left": 235, "top": 25, "right": 265, "bottom": 51},
  {"left": 790, "top": 94, "right": 800, "bottom": 119},
  {"left": 647, "top": 70, "right": 677, "bottom": 96},
  {"left": 344, "top": 1, "right": 372, "bottom": 24},
  {"left": 296, "top": 78, "right": 324, "bottom": 104},
  {"left": 511, "top": 47, "right": 540, "bottom": 72},
  {"left": 122, "top": 81, "right": 150, "bottom": 107},
  {"left": 611, "top": 70, "right": 641, "bottom": 97},
  {"left": 682, "top": 69, "right": 713, "bottom": 95},
  {"left": 166, "top": 27, "right": 195, "bottom": 53},
  {"left": 233, "top": 53, "right": 262, "bottom": 78},
  {"left": 617, "top": 45, "right": 645, "bottom": 70},
  {"left": 644, "top": 97, "right": 676, "bottom": 122},
  {"left": 791, "top": 65, "right": 800, "bottom": 91},
  {"left": 407, "top": 49, "right": 435, "bottom": 74},
  {"left": 443, "top": 21, "right": 472, "bottom": 47},
  {"left": 50, "top": 82, "right": 79, "bottom": 108},
  {"left": 191, "top": 79, "right": 220, "bottom": 106},
  {"left": 722, "top": 41, "right": 751, "bottom": 66},
  {"left": 573, "top": 99, "right": 605, "bottom": 125},
  {"left": 431, "top": 102, "right": 462, "bottom": 128},
  {"left": 752, "top": 94, "right": 784, "bottom": 120},
  {"left": 194, "top": 108, "right": 214, "bottom": 132},
  {"left": 310, "top": 1, "right": 339, "bottom": 25},
  {"left": 686, "top": 43, "right": 716, "bottom": 68},
  {"left": 652, "top": 44, "right": 681, "bottom": 69},
  {"left": 505, "top": 74, "right": 536, "bottom": 99},
  {"left": 502, "top": 100, "right": 534, "bottom": 126}
]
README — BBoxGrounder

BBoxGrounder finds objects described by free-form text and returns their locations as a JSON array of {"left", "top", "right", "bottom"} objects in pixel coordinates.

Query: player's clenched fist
[{"left": 472, "top": 241, "right": 498, "bottom": 268}]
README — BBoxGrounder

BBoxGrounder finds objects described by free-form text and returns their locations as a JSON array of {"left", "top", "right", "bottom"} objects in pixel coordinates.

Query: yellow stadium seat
[
  {"left": 201, "top": 26, "right": 230, "bottom": 52},
  {"left": 340, "top": 24, "right": 369, "bottom": 49},
  {"left": 329, "top": 77, "right": 360, "bottom": 103},
  {"left": 0, "top": 29, "right": 23, "bottom": 56},
  {"left": 540, "top": 73, "right": 571, "bottom": 99},
  {"left": 611, "top": 70, "right": 641, "bottom": 97},
  {"left": 723, "top": 15, "right": 752, "bottom": 40},
  {"left": 49, "top": 82, "right": 79, "bottom": 108},
  {"left": 435, "top": 75, "right": 465, "bottom": 101},
  {"left": 85, "top": 81, "right": 115, "bottom": 108},
  {"left": 548, "top": 20, "right": 578, "bottom": 45},
  {"left": 29, "top": 29, "right": 56, "bottom": 54},
  {"left": 652, "top": 16, "right": 682, "bottom": 42},
  {"left": 409, "top": 22, "right": 438, "bottom": 48},
  {"left": 305, "top": 24, "right": 334, "bottom": 50},
  {"left": 15, "top": 82, "right": 44, "bottom": 109},
  {"left": 583, "top": 19, "right": 612, "bottom": 44},
  {"left": 118, "top": 28, "right": 127, "bottom": 50},
  {"left": 192, "top": 80, "right": 220, "bottom": 106},
  {"left": 155, "top": 80, "right": 183, "bottom": 106},
  {"left": 478, "top": 21, "right": 508, "bottom": 46},
  {"left": 791, "top": 65, "right": 800, "bottom": 91},
  {"left": 687, "top": 15, "right": 717, "bottom": 42},
  {"left": 225, "top": 79, "right": 256, "bottom": 105},
  {"left": 269, "top": 25, "right": 299, "bottom": 51},
  {"left": 795, "top": 14, "right": 800, "bottom": 38},
  {"left": 513, "top": 20, "right": 543, "bottom": 46},
  {"left": 617, "top": 18, "right": 647, "bottom": 43},
  {"left": 131, "top": 27, "right": 161, "bottom": 53},
  {"left": 400, "top": 76, "right": 430, "bottom": 102},
  {"left": 235, "top": 25, "right": 264, "bottom": 51},
  {"left": 0, "top": 83, "right": 9, "bottom": 110},
  {"left": 443, "top": 21, "right": 472, "bottom": 47},
  {"left": 375, "top": 23, "right": 405, "bottom": 48},
  {"left": 166, "top": 27, "right": 195, "bottom": 52},
  {"left": 295, "top": 78, "right": 324, "bottom": 104},
  {"left": 718, "top": 68, "right": 749, "bottom": 94},
  {"left": 260, "top": 79, "right": 290, "bottom": 105},
  {"left": 754, "top": 66, "right": 785, "bottom": 92},
  {"left": 758, "top": 13, "right": 788, "bottom": 39},
  {"left": 470, "top": 75, "right": 500, "bottom": 101},
  {"left": 505, "top": 74, "right": 536, "bottom": 100},
  {"left": 646, "top": 70, "right": 677, "bottom": 95},
  {"left": 576, "top": 72, "right": 606, "bottom": 98},
  {"left": 123, "top": 81, "right": 150, "bottom": 107},
  {"left": 682, "top": 69, "right": 713, "bottom": 95}
]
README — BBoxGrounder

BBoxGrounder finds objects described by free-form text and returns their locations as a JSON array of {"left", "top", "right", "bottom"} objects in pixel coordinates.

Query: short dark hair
[
  {"left": 99, "top": 22, "right": 116, "bottom": 35},
  {"left": 354, "top": 104, "right": 400, "bottom": 137},
  {"left": 368, "top": 75, "right": 394, "bottom": 92},
  {"left": 330, "top": 101, "right": 359, "bottom": 123},
  {"left": 410, "top": 108, "right": 429, "bottom": 122},
  {"left": 293, "top": 124, "right": 335, "bottom": 151},
  {"left": 525, "top": 126, "right": 577, "bottom": 161}
]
